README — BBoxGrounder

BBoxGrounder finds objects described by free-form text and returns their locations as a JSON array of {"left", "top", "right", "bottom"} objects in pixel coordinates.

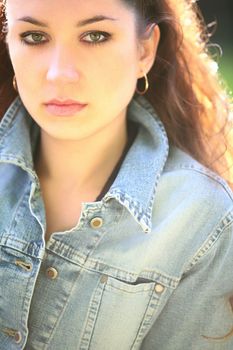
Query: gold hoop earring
[
  {"left": 13, "top": 75, "right": 18, "bottom": 92},
  {"left": 136, "top": 73, "right": 149, "bottom": 95}
]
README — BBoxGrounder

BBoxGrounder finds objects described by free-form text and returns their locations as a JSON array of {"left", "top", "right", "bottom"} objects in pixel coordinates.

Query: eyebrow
[{"left": 16, "top": 15, "right": 119, "bottom": 28}]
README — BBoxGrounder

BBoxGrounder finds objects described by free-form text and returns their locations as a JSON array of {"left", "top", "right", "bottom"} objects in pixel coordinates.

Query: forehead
[{"left": 6, "top": 0, "right": 135, "bottom": 21}]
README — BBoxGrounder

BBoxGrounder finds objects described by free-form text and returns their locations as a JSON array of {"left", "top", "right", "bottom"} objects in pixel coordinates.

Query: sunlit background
[
  {"left": 199, "top": 0, "right": 233, "bottom": 92},
  {"left": 199, "top": 0, "right": 233, "bottom": 183}
]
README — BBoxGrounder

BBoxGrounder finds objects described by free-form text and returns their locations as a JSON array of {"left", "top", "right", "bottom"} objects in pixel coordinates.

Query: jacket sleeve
[{"left": 140, "top": 212, "right": 233, "bottom": 350}]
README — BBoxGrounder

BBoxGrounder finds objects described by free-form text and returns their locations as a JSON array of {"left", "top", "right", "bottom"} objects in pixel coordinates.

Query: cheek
[
  {"left": 8, "top": 45, "right": 38, "bottom": 84},
  {"left": 89, "top": 50, "right": 138, "bottom": 119},
  {"left": 7, "top": 35, "right": 43, "bottom": 78},
  {"left": 90, "top": 45, "right": 139, "bottom": 94}
]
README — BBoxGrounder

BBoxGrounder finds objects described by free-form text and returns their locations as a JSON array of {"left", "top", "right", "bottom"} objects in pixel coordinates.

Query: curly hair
[{"left": 129, "top": 0, "right": 233, "bottom": 185}]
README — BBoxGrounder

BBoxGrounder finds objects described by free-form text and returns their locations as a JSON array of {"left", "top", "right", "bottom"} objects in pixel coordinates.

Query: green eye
[
  {"left": 82, "top": 31, "right": 111, "bottom": 46},
  {"left": 20, "top": 31, "right": 47, "bottom": 46},
  {"left": 20, "top": 30, "right": 111, "bottom": 47},
  {"left": 31, "top": 33, "right": 43, "bottom": 42},
  {"left": 89, "top": 33, "right": 102, "bottom": 42}
]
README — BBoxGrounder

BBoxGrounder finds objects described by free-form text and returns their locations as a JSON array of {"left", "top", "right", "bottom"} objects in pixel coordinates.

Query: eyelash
[{"left": 19, "top": 30, "right": 111, "bottom": 47}]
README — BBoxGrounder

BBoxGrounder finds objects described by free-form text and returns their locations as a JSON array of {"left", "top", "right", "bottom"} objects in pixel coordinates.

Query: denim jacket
[{"left": 0, "top": 95, "right": 233, "bottom": 350}]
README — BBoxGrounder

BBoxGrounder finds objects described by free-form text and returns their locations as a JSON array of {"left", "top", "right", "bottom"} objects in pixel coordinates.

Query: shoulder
[
  {"left": 150, "top": 145, "right": 233, "bottom": 273},
  {"left": 161, "top": 145, "right": 233, "bottom": 206}
]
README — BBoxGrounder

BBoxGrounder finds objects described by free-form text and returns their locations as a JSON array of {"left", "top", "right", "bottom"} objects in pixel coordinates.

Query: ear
[{"left": 137, "top": 24, "right": 160, "bottom": 78}]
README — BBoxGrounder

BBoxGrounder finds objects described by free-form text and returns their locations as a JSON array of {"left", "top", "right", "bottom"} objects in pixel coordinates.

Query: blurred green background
[{"left": 199, "top": 0, "right": 233, "bottom": 92}]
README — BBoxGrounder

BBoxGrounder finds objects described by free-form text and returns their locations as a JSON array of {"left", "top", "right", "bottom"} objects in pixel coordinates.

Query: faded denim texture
[{"left": 0, "top": 95, "right": 233, "bottom": 349}]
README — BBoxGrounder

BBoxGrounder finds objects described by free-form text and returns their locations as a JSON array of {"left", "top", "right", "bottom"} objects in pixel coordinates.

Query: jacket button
[
  {"left": 154, "top": 284, "right": 165, "bottom": 293},
  {"left": 46, "top": 267, "right": 58, "bottom": 279},
  {"left": 14, "top": 331, "right": 22, "bottom": 344},
  {"left": 100, "top": 275, "right": 108, "bottom": 284},
  {"left": 90, "top": 217, "right": 103, "bottom": 229}
]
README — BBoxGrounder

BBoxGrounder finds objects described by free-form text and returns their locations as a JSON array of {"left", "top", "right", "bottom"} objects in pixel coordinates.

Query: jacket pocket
[{"left": 80, "top": 273, "right": 166, "bottom": 350}]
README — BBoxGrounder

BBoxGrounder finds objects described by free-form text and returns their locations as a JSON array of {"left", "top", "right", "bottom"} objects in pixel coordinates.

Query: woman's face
[{"left": 5, "top": 0, "right": 157, "bottom": 141}]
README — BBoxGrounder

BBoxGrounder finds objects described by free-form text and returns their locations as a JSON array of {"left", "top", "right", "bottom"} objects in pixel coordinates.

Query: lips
[
  {"left": 44, "top": 99, "right": 87, "bottom": 116},
  {"left": 45, "top": 99, "right": 86, "bottom": 105}
]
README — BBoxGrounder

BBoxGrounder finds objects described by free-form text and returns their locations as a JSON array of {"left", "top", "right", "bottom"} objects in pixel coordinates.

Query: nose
[{"left": 46, "top": 46, "right": 80, "bottom": 83}]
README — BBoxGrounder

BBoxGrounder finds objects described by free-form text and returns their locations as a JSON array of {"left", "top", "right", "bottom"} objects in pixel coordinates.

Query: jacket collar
[
  {"left": 0, "top": 95, "right": 169, "bottom": 233},
  {"left": 105, "top": 95, "right": 169, "bottom": 233},
  {"left": 0, "top": 96, "right": 40, "bottom": 183}
]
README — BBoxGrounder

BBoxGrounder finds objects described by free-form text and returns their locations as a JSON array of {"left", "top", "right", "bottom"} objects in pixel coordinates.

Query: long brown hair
[
  {"left": 131, "top": 0, "right": 233, "bottom": 185},
  {"left": 0, "top": 0, "right": 232, "bottom": 186}
]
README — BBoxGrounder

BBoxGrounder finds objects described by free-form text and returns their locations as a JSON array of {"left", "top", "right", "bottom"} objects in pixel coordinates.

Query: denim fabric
[{"left": 0, "top": 95, "right": 233, "bottom": 350}]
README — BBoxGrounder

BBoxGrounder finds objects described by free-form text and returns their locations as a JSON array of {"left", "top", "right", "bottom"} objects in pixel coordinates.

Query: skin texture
[{"left": 5, "top": 0, "right": 160, "bottom": 236}]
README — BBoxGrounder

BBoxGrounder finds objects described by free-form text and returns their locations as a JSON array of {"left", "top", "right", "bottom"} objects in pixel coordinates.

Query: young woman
[{"left": 0, "top": 0, "right": 232, "bottom": 349}]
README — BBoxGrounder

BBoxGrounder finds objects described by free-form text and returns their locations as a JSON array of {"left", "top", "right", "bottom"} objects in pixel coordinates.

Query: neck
[{"left": 34, "top": 114, "right": 128, "bottom": 193}]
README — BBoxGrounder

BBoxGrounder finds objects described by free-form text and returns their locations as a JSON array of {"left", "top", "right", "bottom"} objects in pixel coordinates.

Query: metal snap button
[
  {"left": 46, "top": 267, "right": 58, "bottom": 280},
  {"left": 154, "top": 284, "right": 165, "bottom": 294},
  {"left": 100, "top": 275, "right": 108, "bottom": 284},
  {"left": 14, "top": 331, "right": 22, "bottom": 344},
  {"left": 90, "top": 217, "right": 103, "bottom": 229}
]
